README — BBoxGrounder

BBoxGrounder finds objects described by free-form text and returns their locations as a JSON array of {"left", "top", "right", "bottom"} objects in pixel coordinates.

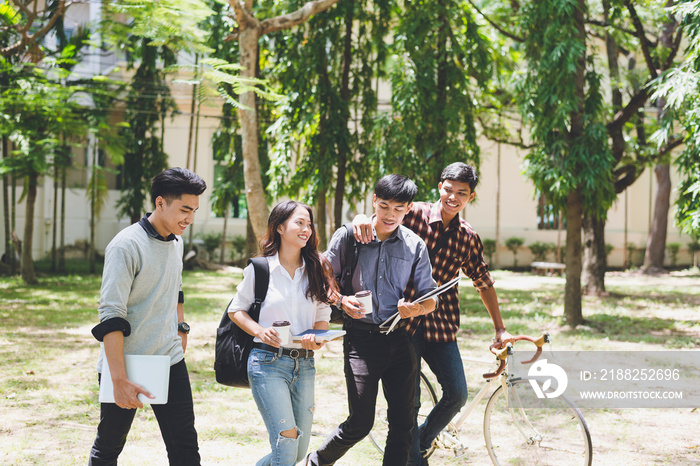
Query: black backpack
[
  {"left": 329, "top": 224, "right": 358, "bottom": 324},
  {"left": 214, "top": 257, "right": 269, "bottom": 388}
]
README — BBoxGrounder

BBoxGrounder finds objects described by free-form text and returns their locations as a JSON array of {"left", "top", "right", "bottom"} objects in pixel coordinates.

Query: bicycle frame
[
  {"left": 429, "top": 356, "right": 501, "bottom": 456},
  {"left": 429, "top": 337, "right": 549, "bottom": 457}
]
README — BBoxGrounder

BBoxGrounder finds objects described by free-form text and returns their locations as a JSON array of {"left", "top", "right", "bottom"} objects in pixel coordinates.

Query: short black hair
[
  {"left": 440, "top": 162, "right": 478, "bottom": 191},
  {"left": 150, "top": 167, "right": 207, "bottom": 207},
  {"left": 374, "top": 174, "right": 417, "bottom": 204}
]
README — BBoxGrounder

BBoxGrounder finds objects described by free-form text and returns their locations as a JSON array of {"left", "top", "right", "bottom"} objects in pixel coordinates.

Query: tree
[
  {"left": 225, "top": 0, "right": 343, "bottom": 241},
  {"left": 1, "top": 0, "right": 72, "bottom": 278},
  {"left": 517, "top": 0, "right": 616, "bottom": 326},
  {"left": 653, "top": 1, "right": 700, "bottom": 242},
  {"left": 366, "top": 0, "right": 492, "bottom": 199},
  {"left": 265, "top": 0, "right": 387, "bottom": 246},
  {"left": 0, "top": 67, "right": 77, "bottom": 283}
]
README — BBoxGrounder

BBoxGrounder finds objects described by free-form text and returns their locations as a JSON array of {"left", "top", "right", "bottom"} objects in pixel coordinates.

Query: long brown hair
[{"left": 259, "top": 200, "right": 337, "bottom": 304}]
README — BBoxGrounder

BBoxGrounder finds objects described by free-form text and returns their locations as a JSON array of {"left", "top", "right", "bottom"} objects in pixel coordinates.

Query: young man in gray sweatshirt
[{"left": 89, "top": 167, "right": 206, "bottom": 465}]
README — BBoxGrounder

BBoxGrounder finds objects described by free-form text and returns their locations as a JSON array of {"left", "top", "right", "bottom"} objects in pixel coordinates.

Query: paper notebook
[
  {"left": 99, "top": 354, "right": 171, "bottom": 405},
  {"left": 292, "top": 329, "right": 346, "bottom": 342}
]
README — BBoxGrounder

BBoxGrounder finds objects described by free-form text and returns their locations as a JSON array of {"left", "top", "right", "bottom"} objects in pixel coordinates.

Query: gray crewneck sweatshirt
[{"left": 95, "top": 223, "right": 184, "bottom": 372}]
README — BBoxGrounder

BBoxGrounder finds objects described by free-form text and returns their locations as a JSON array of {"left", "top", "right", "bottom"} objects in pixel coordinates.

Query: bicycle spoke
[{"left": 484, "top": 379, "right": 592, "bottom": 466}]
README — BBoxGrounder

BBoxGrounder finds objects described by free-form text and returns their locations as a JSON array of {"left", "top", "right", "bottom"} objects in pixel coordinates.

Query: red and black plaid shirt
[{"left": 403, "top": 201, "right": 494, "bottom": 342}]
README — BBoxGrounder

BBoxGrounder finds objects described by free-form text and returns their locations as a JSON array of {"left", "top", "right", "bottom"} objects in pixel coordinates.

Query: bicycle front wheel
[
  {"left": 484, "top": 378, "right": 592, "bottom": 466},
  {"left": 369, "top": 371, "right": 438, "bottom": 454}
]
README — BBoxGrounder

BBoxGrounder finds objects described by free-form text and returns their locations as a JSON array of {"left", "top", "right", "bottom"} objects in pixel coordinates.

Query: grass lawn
[{"left": 0, "top": 267, "right": 698, "bottom": 465}]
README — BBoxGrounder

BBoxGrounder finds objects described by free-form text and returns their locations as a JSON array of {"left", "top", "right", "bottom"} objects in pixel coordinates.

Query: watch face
[{"left": 178, "top": 322, "right": 190, "bottom": 333}]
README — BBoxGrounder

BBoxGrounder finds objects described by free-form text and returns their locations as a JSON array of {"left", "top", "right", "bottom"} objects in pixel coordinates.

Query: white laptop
[{"left": 99, "top": 354, "right": 171, "bottom": 405}]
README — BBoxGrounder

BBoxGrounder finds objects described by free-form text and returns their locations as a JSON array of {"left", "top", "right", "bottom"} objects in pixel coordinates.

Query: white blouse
[{"left": 228, "top": 253, "right": 332, "bottom": 349}]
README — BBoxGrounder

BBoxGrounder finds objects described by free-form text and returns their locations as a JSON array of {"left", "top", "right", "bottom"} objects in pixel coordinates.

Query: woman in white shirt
[{"left": 228, "top": 200, "right": 336, "bottom": 466}]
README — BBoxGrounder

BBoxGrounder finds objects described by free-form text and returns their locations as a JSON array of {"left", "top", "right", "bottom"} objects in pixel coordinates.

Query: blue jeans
[
  {"left": 248, "top": 347, "right": 316, "bottom": 466},
  {"left": 88, "top": 359, "right": 200, "bottom": 466},
  {"left": 408, "top": 329, "right": 468, "bottom": 466}
]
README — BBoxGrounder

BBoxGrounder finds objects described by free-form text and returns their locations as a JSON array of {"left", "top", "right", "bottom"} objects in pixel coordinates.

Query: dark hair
[
  {"left": 260, "top": 201, "right": 337, "bottom": 304},
  {"left": 440, "top": 162, "right": 479, "bottom": 191},
  {"left": 374, "top": 174, "right": 417, "bottom": 204},
  {"left": 150, "top": 167, "right": 207, "bottom": 207}
]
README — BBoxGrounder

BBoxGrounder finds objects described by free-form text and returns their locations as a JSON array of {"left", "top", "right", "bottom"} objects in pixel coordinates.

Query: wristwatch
[
  {"left": 335, "top": 295, "right": 344, "bottom": 309},
  {"left": 178, "top": 321, "right": 191, "bottom": 334}
]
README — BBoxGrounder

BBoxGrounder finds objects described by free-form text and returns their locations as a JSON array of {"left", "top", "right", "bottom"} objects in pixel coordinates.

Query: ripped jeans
[{"left": 248, "top": 347, "right": 316, "bottom": 466}]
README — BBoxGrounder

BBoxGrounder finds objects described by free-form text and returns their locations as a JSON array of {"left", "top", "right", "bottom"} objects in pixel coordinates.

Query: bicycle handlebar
[{"left": 482, "top": 333, "right": 550, "bottom": 379}]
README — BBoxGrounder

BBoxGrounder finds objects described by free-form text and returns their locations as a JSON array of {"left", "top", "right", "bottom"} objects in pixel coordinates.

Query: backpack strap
[
  {"left": 247, "top": 257, "right": 270, "bottom": 322},
  {"left": 340, "top": 223, "right": 358, "bottom": 295}
]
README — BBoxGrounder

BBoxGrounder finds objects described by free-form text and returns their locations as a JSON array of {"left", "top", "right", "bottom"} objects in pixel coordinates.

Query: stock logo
[{"left": 527, "top": 359, "right": 568, "bottom": 399}]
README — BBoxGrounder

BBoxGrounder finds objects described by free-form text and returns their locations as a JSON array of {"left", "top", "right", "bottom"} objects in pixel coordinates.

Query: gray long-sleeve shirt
[
  {"left": 325, "top": 224, "right": 437, "bottom": 324},
  {"left": 95, "top": 222, "right": 184, "bottom": 372}
]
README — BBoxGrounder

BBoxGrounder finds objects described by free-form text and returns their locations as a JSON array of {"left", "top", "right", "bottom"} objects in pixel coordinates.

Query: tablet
[{"left": 99, "top": 354, "right": 171, "bottom": 405}]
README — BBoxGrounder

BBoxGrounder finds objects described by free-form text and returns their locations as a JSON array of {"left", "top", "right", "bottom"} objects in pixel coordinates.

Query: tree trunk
[
  {"left": 220, "top": 205, "right": 228, "bottom": 265},
  {"left": 582, "top": 214, "right": 606, "bottom": 295},
  {"left": 317, "top": 188, "right": 327, "bottom": 251},
  {"left": 59, "top": 159, "right": 66, "bottom": 272},
  {"left": 333, "top": 0, "right": 353, "bottom": 232},
  {"left": 89, "top": 147, "right": 97, "bottom": 274},
  {"left": 21, "top": 171, "right": 39, "bottom": 284},
  {"left": 643, "top": 163, "right": 671, "bottom": 273},
  {"left": 245, "top": 214, "right": 258, "bottom": 260},
  {"left": 2, "top": 135, "right": 13, "bottom": 273},
  {"left": 563, "top": 0, "right": 586, "bottom": 327},
  {"left": 50, "top": 156, "right": 59, "bottom": 272},
  {"left": 564, "top": 189, "right": 583, "bottom": 327},
  {"left": 10, "top": 160, "right": 17, "bottom": 274},
  {"left": 238, "top": 25, "right": 268, "bottom": 241}
]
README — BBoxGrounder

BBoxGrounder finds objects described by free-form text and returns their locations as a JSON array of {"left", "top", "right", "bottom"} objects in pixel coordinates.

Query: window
[{"left": 537, "top": 191, "right": 562, "bottom": 230}]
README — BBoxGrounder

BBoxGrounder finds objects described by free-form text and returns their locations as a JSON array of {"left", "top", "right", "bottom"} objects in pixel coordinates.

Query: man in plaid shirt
[{"left": 354, "top": 163, "right": 513, "bottom": 465}]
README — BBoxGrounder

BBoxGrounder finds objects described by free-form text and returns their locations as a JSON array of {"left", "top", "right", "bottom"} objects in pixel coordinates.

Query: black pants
[
  {"left": 88, "top": 359, "right": 200, "bottom": 466},
  {"left": 310, "top": 328, "right": 417, "bottom": 466}
]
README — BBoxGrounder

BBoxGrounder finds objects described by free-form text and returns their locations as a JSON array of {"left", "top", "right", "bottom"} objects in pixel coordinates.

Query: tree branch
[
  {"left": 260, "top": 0, "right": 341, "bottom": 36},
  {"left": 624, "top": 0, "right": 657, "bottom": 78},
  {"left": 227, "top": 0, "right": 259, "bottom": 32},
  {"left": 1, "top": 1, "right": 66, "bottom": 58},
  {"left": 663, "top": 25, "right": 683, "bottom": 71},
  {"left": 466, "top": 0, "right": 523, "bottom": 43},
  {"left": 607, "top": 86, "right": 649, "bottom": 135},
  {"left": 586, "top": 18, "right": 637, "bottom": 37}
]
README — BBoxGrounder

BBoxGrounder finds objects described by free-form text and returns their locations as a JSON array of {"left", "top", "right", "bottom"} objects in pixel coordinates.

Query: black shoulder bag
[{"left": 214, "top": 257, "right": 269, "bottom": 388}]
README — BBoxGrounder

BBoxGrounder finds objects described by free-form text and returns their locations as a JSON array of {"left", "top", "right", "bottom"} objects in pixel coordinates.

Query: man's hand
[
  {"left": 342, "top": 295, "right": 366, "bottom": 320},
  {"left": 179, "top": 331, "right": 188, "bottom": 353},
  {"left": 495, "top": 328, "right": 515, "bottom": 346},
  {"left": 397, "top": 298, "right": 426, "bottom": 319},
  {"left": 352, "top": 214, "right": 374, "bottom": 244},
  {"left": 112, "top": 377, "right": 154, "bottom": 410}
]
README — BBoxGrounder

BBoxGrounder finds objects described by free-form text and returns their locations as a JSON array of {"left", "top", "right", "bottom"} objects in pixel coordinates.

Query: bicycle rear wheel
[
  {"left": 369, "top": 371, "right": 438, "bottom": 455},
  {"left": 484, "top": 378, "right": 592, "bottom": 466}
]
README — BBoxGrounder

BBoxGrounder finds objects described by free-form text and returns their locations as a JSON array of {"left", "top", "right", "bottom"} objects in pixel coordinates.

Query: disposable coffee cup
[
  {"left": 355, "top": 290, "right": 373, "bottom": 314},
  {"left": 272, "top": 320, "right": 291, "bottom": 346}
]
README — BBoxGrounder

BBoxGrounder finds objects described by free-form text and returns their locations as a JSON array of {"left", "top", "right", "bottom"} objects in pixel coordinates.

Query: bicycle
[{"left": 368, "top": 334, "right": 592, "bottom": 465}]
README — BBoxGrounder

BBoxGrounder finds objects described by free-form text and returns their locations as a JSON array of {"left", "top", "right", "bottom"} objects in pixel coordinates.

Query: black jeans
[
  {"left": 309, "top": 328, "right": 417, "bottom": 466},
  {"left": 88, "top": 359, "right": 200, "bottom": 466}
]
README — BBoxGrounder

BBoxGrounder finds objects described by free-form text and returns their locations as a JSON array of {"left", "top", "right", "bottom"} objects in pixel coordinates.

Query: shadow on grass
[{"left": 575, "top": 314, "right": 698, "bottom": 348}]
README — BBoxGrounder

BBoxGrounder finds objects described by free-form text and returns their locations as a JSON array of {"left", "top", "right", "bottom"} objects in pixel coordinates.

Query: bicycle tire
[
  {"left": 369, "top": 371, "right": 438, "bottom": 455},
  {"left": 483, "top": 378, "right": 592, "bottom": 466}
]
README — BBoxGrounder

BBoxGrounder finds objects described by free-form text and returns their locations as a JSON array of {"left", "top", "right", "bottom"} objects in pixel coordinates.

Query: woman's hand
[
  {"left": 256, "top": 327, "right": 283, "bottom": 347},
  {"left": 300, "top": 333, "right": 324, "bottom": 350}
]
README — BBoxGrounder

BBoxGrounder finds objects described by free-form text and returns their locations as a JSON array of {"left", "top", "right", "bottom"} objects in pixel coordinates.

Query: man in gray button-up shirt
[{"left": 309, "top": 175, "right": 437, "bottom": 466}]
